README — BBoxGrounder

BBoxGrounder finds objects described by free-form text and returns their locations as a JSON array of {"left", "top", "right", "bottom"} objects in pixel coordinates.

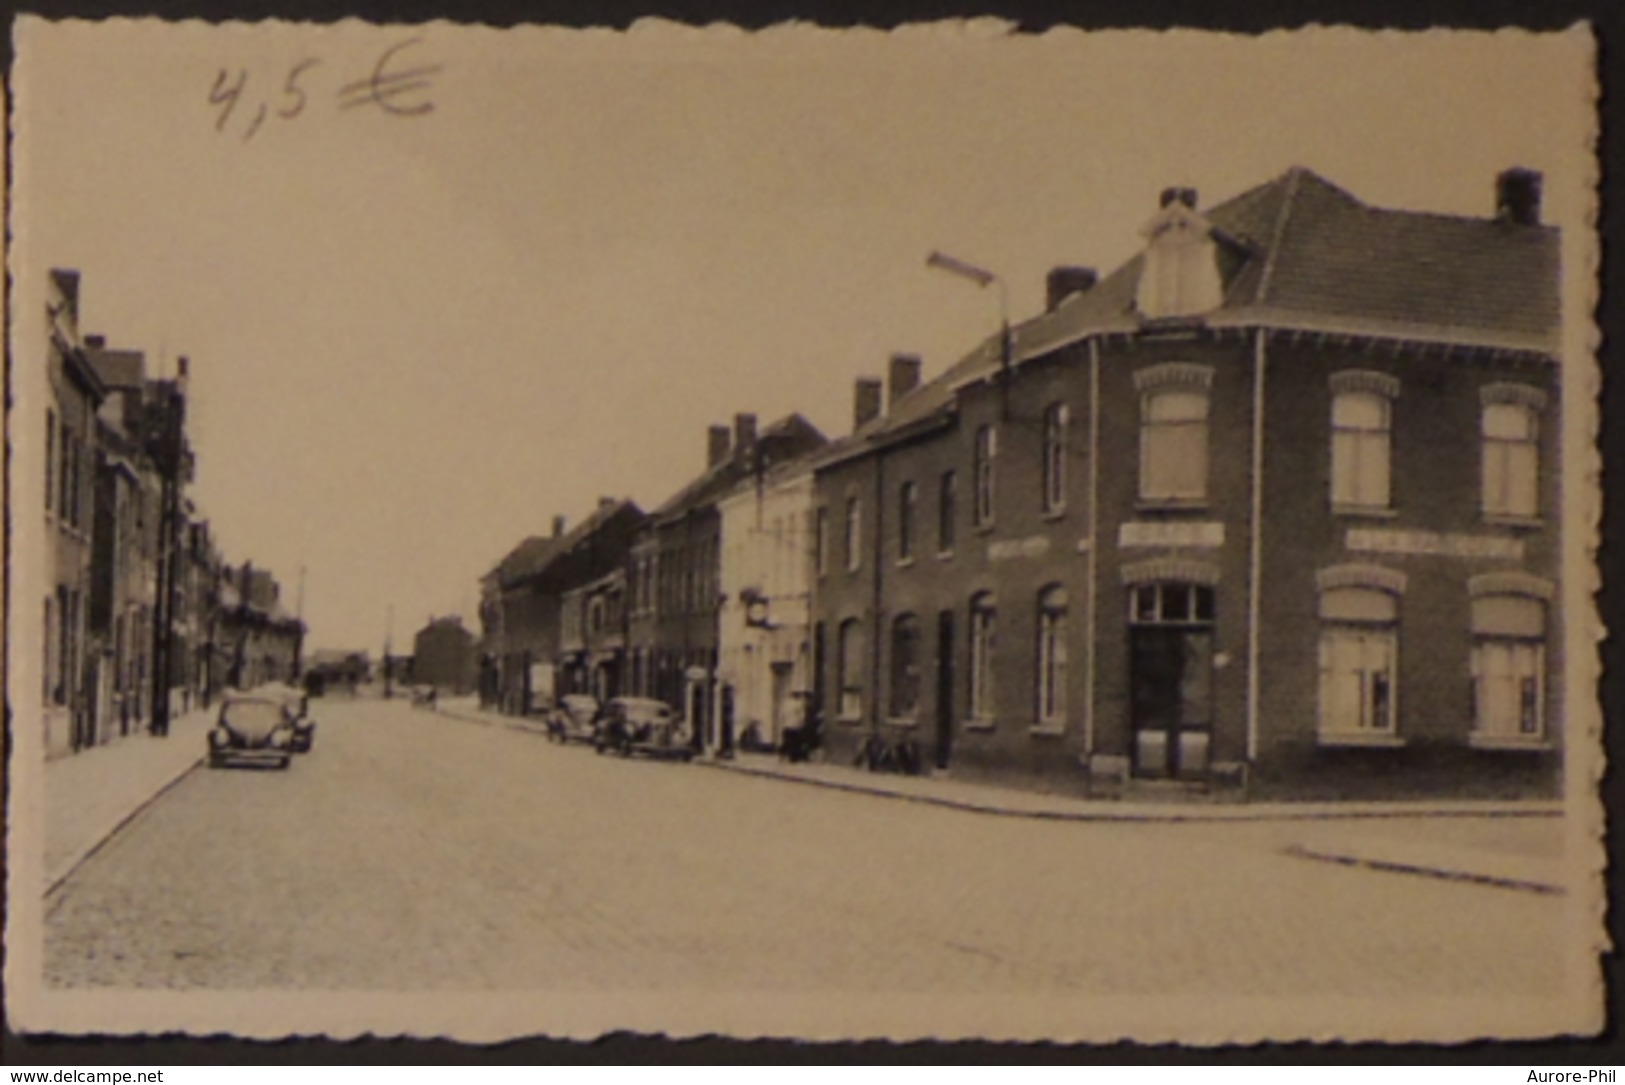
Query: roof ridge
[{"left": 1254, "top": 166, "right": 1307, "bottom": 305}]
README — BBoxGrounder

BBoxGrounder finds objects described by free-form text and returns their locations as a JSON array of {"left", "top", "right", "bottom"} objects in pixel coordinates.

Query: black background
[{"left": 2, "top": 0, "right": 1620, "bottom": 1065}]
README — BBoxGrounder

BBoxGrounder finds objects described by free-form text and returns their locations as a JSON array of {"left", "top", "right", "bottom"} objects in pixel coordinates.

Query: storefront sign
[
  {"left": 988, "top": 535, "right": 1051, "bottom": 562},
  {"left": 1118, "top": 521, "right": 1225, "bottom": 549},
  {"left": 1346, "top": 528, "right": 1523, "bottom": 561}
]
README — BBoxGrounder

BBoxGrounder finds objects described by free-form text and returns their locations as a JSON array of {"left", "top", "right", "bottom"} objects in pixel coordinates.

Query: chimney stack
[
  {"left": 1046, "top": 266, "right": 1099, "bottom": 312},
  {"left": 1159, "top": 186, "right": 1199, "bottom": 209},
  {"left": 84, "top": 334, "right": 106, "bottom": 349},
  {"left": 707, "top": 424, "right": 732, "bottom": 468},
  {"left": 733, "top": 412, "right": 758, "bottom": 457},
  {"left": 1496, "top": 168, "right": 1542, "bottom": 226},
  {"left": 887, "top": 354, "right": 922, "bottom": 409},
  {"left": 853, "top": 377, "right": 884, "bottom": 431},
  {"left": 177, "top": 356, "right": 190, "bottom": 381},
  {"left": 552, "top": 514, "right": 567, "bottom": 538}
]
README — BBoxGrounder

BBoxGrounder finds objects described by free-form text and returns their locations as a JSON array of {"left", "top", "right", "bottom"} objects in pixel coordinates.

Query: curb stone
[
  {"left": 45, "top": 753, "right": 205, "bottom": 898},
  {"left": 699, "top": 757, "right": 1563, "bottom": 824},
  {"left": 435, "top": 700, "right": 1561, "bottom": 826},
  {"left": 1281, "top": 842, "right": 1566, "bottom": 896}
]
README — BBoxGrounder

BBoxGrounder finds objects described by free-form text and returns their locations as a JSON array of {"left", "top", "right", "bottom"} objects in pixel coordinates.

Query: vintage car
[
  {"left": 264, "top": 682, "right": 317, "bottom": 752},
  {"left": 594, "top": 696, "right": 694, "bottom": 761},
  {"left": 547, "top": 694, "right": 602, "bottom": 745},
  {"left": 207, "top": 694, "right": 298, "bottom": 770}
]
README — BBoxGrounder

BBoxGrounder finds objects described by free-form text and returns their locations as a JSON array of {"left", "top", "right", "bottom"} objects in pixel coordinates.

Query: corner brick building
[{"left": 809, "top": 167, "right": 1561, "bottom": 800}]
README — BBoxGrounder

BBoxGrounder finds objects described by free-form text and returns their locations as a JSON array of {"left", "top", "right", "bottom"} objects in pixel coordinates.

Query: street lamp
[{"left": 925, "top": 250, "right": 1013, "bottom": 418}]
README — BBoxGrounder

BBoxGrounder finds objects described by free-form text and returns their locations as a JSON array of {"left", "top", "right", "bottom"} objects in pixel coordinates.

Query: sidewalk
[
  {"left": 435, "top": 697, "right": 1561, "bottom": 822},
  {"left": 44, "top": 705, "right": 215, "bottom": 894},
  {"left": 435, "top": 696, "right": 1568, "bottom": 895}
]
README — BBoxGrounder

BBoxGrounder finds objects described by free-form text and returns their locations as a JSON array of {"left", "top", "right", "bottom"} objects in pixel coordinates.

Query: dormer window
[{"left": 1136, "top": 188, "right": 1225, "bottom": 320}]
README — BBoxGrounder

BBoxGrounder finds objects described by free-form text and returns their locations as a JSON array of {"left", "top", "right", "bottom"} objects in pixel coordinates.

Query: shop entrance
[{"left": 1128, "top": 582, "right": 1215, "bottom": 779}]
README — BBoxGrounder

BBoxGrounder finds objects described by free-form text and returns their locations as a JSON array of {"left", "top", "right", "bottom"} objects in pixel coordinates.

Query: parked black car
[
  {"left": 208, "top": 694, "right": 297, "bottom": 770},
  {"left": 547, "top": 694, "right": 602, "bottom": 745},
  {"left": 594, "top": 696, "right": 694, "bottom": 761}
]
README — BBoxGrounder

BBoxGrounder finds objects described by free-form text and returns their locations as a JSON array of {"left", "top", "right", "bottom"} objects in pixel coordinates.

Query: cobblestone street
[{"left": 46, "top": 697, "right": 1571, "bottom": 996}]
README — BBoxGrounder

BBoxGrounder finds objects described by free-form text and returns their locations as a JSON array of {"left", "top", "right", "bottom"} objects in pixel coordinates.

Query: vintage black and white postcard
[{"left": 4, "top": 16, "right": 1604, "bottom": 1044}]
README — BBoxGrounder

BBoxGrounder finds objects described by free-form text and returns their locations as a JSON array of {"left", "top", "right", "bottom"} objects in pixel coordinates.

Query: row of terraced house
[
  {"left": 478, "top": 165, "right": 1564, "bottom": 801},
  {"left": 42, "top": 268, "right": 306, "bottom": 761}
]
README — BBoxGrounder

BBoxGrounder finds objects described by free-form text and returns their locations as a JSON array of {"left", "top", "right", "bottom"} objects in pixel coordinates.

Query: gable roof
[
  {"left": 493, "top": 498, "right": 646, "bottom": 589},
  {"left": 650, "top": 414, "right": 827, "bottom": 522},
  {"left": 489, "top": 535, "right": 559, "bottom": 587},
  {"left": 85, "top": 347, "right": 147, "bottom": 390},
  {"left": 1015, "top": 166, "right": 1559, "bottom": 372},
  {"left": 818, "top": 166, "right": 1560, "bottom": 473}
]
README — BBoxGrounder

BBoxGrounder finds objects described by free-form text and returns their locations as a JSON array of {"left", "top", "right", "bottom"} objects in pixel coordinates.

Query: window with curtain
[
  {"left": 1331, "top": 391, "right": 1392, "bottom": 509},
  {"left": 1470, "top": 593, "right": 1546, "bottom": 742},
  {"left": 1482, "top": 402, "right": 1539, "bottom": 519},
  {"left": 938, "top": 471, "right": 957, "bottom": 553},
  {"left": 1036, "top": 585, "right": 1068, "bottom": 726},
  {"left": 889, "top": 614, "right": 921, "bottom": 718},
  {"left": 1139, "top": 389, "right": 1208, "bottom": 502},
  {"left": 898, "top": 481, "right": 917, "bottom": 562},
  {"left": 1042, "top": 402, "right": 1068, "bottom": 513},
  {"left": 973, "top": 425, "right": 996, "bottom": 526},
  {"left": 837, "top": 618, "right": 863, "bottom": 720},
  {"left": 814, "top": 507, "right": 828, "bottom": 577},
  {"left": 968, "top": 592, "right": 996, "bottom": 721},
  {"left": 844, "top": 496, "right": 861, "bottom": 571},
  {"left": 1317, "top": 587, "right": 1399, "bottom": 739}
]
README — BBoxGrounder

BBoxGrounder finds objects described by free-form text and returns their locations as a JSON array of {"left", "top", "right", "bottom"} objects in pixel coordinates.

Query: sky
[{"left": 12, "top": 19, "right": 1595, "bottom": 654}]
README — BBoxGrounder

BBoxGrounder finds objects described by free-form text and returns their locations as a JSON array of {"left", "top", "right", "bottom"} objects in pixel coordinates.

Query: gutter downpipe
[
  {"left": 1246, "top": 327, "right": 1267, "bottom": 768},
  {"left": 1084, "top": 337, "right": 1101, "bottom": 758}
]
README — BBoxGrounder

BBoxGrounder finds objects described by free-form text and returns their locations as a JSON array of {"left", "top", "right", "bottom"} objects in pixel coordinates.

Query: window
[
  {"left": 967, "top": 592, "right": 996, "bottom": 722},
  {"left": 844, "top": 496, "right": 861, "bottom": 571},
  {"left": 1036, "top": 586, "right": 1068, "bottom": 727},
  {"left": 814, "top": 507, "right": 829, "bottom": 577},
  {"left": 42, "top": 596, "right": 54, "bottom": 703},
  {"left": 1332, "top": 391, "right": 1392, "bottom": 509},
  {"left": 837, "top": 618, "right": 863, "bottom": 720},
  {"left": 1483, "top": 403, "right": 1539, "bottom": 519},
  {"left": 938, "top": 471, "right": 957, "bottom": 553},
  {"left": 1129, "top": 582, "right": 1216, "bottom": 625},
  {"left": 1317, "top": 587, "right": 1399, "bottom": 741},
  {"left": 889, "top": 614, "right": 922, "bottom": 718},
  {"left": 60, "top": 421, "right": 75, "bottom": 528},
  {"left": 1139, "top": 385, "right": 1209, "bottom": 503},
  {"left": 45, "top": 408, "right": 55, "bottom": 514},
  {"left": 1470, "top": 593, "right": 1547, "bottom": 744},
  {"left": 897, "top": 481, "right": 917, "bottom": 562},
  {"left": 1042, "top": 402, "right": 1069, "bottom": 513},
  {"left": 973, "top": 426, "right": 996, "bottom": 527}
]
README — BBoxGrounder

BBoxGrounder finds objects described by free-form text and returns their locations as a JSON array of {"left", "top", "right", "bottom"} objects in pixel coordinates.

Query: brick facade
[{"left": 809, "top": 167, "right": 1561, "bottom": 800}]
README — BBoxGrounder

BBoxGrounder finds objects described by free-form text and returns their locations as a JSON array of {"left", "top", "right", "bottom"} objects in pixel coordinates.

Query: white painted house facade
[{"left": 715, "top": 461, "right": 818, "bottom": 752}]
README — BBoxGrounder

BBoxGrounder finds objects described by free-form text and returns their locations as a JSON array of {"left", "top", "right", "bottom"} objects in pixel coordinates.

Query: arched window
[
  {"left": 1317, "top": 584, "right": 1399, "bottom": 741},
  {"left": 1036, "top": 585, "right": 1068, "bottom": 727},
  {"left": 1042, "top": 403, "right": 1069, "bottom": 513},
  {"left": 1470, "top": 592, "right": 1547, "bottom": 744},
  {"left": 967, "top": 592, "right": 997, "bottom": 722},
  {"left": 837, "top": 618, "right": 863, "bottom": 721},
  {"left": 1331, "top": 389, "right": 1393, "bottom": 510},
  {"left": 889, "top": 614, "right": 922, "bottom": 718}
]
